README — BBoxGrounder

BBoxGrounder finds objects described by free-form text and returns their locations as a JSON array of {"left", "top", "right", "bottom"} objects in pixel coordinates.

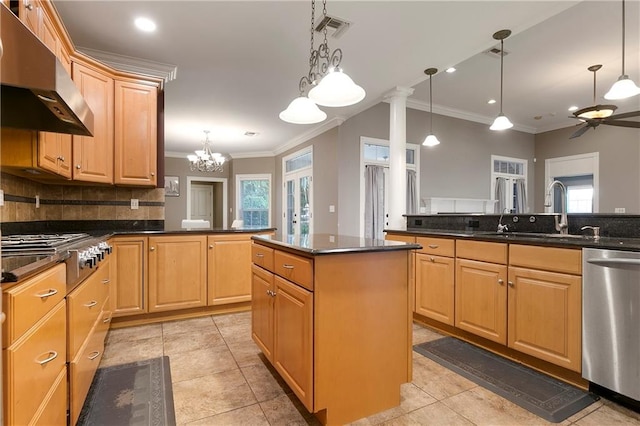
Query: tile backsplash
[{"left": 0, "top": 173, "right": 165, "bottom": 225}]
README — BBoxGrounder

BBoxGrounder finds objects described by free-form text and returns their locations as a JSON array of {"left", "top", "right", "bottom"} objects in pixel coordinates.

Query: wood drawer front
[
  {"left": 509, "top": 244, "right": 581, "bottom": 275},
  {"left": 4, "top": 300, "right": 67, "bottom": 426},
  {"left": 416, "top": 237, "right": 455, "bottom": 257},
  {"left": 385, "top": 233, "right": 416, "bottom": 244},
  {"left": 67, "top": 275, "right": 103, "bottom": 361},
  {"left": 274, "top": 250, "right": 314, "bottom": 291},
  {"left": 3, "top": 263, "right": 66, "bottom": 348},
  {"left": 252, "top": 243, "right": 275, "bottom": 272},
  {"left": 31, "top": 367, "right": 68, "bottom": 426},
  {"left": 69, "top": 326, "right": 105, "bottom": 426},
  {"left": 456, "top": 240, "right": 507, "bottom": 264}
]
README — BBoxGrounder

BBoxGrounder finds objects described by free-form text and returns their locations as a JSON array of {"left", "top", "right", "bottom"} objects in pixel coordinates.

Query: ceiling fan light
[
  {"left": 279, "top": 96, "right": 327, "bottom": 124},
  {"left": 604, "top": 75, "right": 640, "bottom": 100},
  {"left": 490, "top": 113, "right": 513, "bottom": 131},
  {"left": 575, "top": 105, "right": 617, "bottom": 119},
  {"left": 422, "top": 134, "right": 441, "bottom": 147},
  {"left": 308, "top": 69, "right": 366, "bottom": 107}
]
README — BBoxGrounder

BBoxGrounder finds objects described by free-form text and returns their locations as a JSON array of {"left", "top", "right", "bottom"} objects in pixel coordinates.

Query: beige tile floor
[{"left": 101, "top": 312, "right": 640, "bottom": 426}]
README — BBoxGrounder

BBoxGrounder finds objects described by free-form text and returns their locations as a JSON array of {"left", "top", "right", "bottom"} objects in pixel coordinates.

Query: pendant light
[
  {"left": 490, "top": 29, "right": 514, "bottom": 131},
  {"left": 422, "top": 68, "right": 440, "bottom": 147},
  {"left": 187, "top": 130, "right": 227, "bottom": 172},
  {"left": 604, "top": 0, "right": 640, "bottom": 100}
]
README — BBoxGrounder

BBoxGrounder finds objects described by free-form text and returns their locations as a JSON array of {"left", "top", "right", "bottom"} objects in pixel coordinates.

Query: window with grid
[{"left": 236, "top": 174, "right": 271, "bottom": 228}]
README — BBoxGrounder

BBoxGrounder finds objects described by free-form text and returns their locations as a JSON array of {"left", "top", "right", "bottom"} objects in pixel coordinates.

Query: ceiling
[{"left": 53, "top": 1, "right": 640, "bottom": 159}]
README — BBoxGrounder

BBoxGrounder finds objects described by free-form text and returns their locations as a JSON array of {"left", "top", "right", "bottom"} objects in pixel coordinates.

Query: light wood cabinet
[
  {"left": 109, "top": 236, "right": 148, "bottom": 316},
  {"left": 148, "top": 235, "right": 207, "bottom": 312},
  {"left": 507, "top": 244, "right": 582, "bottom": 372},
  {"left": 385, "top": 233, "right": 416, "bottom": 316},
  {"left": 273, "top": 275, "right": 313, "bottom": 410},
  {"left": 19, "top": 0, "right": 41, "bottom": 35},
  {"left": 72, "top": 60, "right": 114, "bottom": 184},
  {"left": 251, "top": 264, "right": 275, "bottom": 361},
  {"left": 414, "top": 236, "right": 455, "bottom": 325},
  {"left": 114, "top": 79, "right": 158, "bottom": 186},
  {"left": 252, "top": 241, "right": 411, "bottom": 425},
  {"left": 207, "top": 234, "right": 253, "bottom": 305}
]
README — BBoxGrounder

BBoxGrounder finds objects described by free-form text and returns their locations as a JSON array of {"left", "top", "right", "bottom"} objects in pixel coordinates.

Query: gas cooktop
[{"left": 1, "top": 233, "right": 92, "bottom": 256}]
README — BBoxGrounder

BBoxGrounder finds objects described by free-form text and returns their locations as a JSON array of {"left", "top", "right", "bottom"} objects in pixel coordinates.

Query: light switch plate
[
  {"left": 131, "top": 199, "right": 139, "bottom": 210},
  {"left": 329, "top": 205, "right": 335, "bottom": 213},
  {"left": 615, "top": 207, "right": 626, "bottom": 213},
  {"left": 35, "top": 195, "right": 40, "bottom": 208},
  {"left": 0, "top": 190, "right": 4, "bottom": 207}
]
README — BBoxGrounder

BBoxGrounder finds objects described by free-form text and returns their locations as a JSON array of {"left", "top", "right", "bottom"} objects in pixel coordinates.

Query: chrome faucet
[
  {"left": 545, "top": 180, "right": 568, "bottom": 235},
  {"left": 497, "top": 208, "right": 509, "bottom": 233}
]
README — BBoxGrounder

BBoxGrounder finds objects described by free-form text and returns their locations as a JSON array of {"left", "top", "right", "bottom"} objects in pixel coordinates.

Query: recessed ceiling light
[
  {"left": 244, "top": 131, "right": 259, "bottom": 137},
  {"left": 134, "top": 17, "right": 156, "bottom": 32},
  {"left": 568, "top": 106, "right": 579, "bottom": 112},
  {"left": 487, "top": 99, "right": 497, "bottom": 104},
  {"left": 445, "top": 67, "right": 456, "bottom": 73}
]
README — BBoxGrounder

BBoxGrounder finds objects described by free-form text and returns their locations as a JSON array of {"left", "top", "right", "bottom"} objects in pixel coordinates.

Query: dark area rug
[
  {"left": 414, "top": 337, "right": 599, "bottom": 423},
  {"left": 77, "top": 356, "right": 176, "bottom": 426}
]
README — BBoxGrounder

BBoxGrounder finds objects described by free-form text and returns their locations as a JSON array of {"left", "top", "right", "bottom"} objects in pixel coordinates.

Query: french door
[{"left": 283, "top": 170, "right": 313, "bottom": 242}]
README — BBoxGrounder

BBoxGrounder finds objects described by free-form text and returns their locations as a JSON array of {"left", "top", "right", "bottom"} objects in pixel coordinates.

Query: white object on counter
[
  {"left": 231, "top": 220, "right": 244, "bottom": 229},
  {"left": 181, "top": 219, "right": 210, "bottom": 230}
]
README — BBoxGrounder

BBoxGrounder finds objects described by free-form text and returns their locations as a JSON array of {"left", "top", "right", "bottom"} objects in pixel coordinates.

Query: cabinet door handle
[
  {"left": 103, "top": 316, "right": 112, "bottom": 324},
  {"left": 25, "top": 3, "right": 34, "bottom": 10},
  {"left": 209, "top": 244, "right": 214, "bottom": 249},
  {"left": 255, "top": 253, "right": 264, "bottom": 258},
  {"left": 151, "top": 172, "right": 155, "bottom": 176},
  {"left": 76, "top": 164, "right": 81, "bottom": 169},
  {"left": 428, "top": 244, "right": 439, "bottom": 249},
  {"left": 282, "top": 264, "right": 294, "bottom": 270},
  {"left": 88, "top": 351, "right": 101, "bottom": 360},
  {"left": 37, "top": 288, "right": 58, "bottom": 299},
  {"left": 498, "top": 279, "right": 504, "bottom": 285},
  {"left": 84, "top": 300, "right": 98, "bottom": 308},
  {"left": 150, "top": 246, "right": 155, "bottom": 251},
  {"left": 36, "top": 351, "right": 58, "bottom": 365},
  {"left": 508, "top": 281, "right": 514, "bottom": 287},
  {"left": 102, "top": 279, "right": 110, "bottom": 284}
]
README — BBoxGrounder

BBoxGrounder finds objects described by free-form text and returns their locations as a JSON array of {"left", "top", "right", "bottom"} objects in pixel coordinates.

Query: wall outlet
[
  {"left": 131, "top": 198, "right": 139, "bottom": 210},
  {"left": 35, "top": 195, "right": 40, "bottom": 208},
  {"left": 615, "top": 207, "right": 626, "bottom": 213},
  {"left": 0, "top": 190, "right": 4, "bottom": 207},
  {"left": 329, "top": 205, "right": 335, "bottom": 213}
]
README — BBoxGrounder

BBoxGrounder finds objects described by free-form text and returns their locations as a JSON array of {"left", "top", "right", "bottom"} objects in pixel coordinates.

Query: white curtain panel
[
  {"left": 406, "top": 170, "right": 417, "bottom": 215},
  {"left": 494, "top": 177, "right": 507, "bottom": 213},
  {"left": 515, "top": 178, "right": 527, "bottom": 213},
  {"left": 365, "top": 165, "right": 385, "bottom": 239}
]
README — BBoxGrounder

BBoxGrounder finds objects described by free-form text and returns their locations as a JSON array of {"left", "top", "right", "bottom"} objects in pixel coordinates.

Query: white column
[{"left": 384, "top": 86, "right": 414, "bottom": 230}]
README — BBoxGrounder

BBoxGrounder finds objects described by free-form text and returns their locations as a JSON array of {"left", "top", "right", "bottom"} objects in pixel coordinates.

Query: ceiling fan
[{"left": 569, "top": 64, "right": 640, "bottom": 139}]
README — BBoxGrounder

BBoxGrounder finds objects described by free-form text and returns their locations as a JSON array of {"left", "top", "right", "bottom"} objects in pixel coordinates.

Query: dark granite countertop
[
  {"left": 101, "top": 227, "right": 276, "bottom": 237},
  {"left": 385, "top": 228, "right": 640, "bottom": 251},
  {"left": 251, "top": 233, "right": 421, "bottom": 257}
]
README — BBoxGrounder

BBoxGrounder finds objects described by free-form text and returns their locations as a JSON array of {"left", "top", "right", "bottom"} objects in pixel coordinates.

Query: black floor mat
[
  {"left": 414, "top": 337, "right": 599, "bottom": 423},
  {"left": 77, "top": 356, "right": 176, "bottom": 426}
]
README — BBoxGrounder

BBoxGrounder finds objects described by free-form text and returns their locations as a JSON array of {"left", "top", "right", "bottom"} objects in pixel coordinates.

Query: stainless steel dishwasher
[{"left": 582, "top": 248, "right": 640, "bottom": 402}]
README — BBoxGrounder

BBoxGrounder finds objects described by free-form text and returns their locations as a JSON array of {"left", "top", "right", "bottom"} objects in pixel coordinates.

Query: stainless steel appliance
[
  {"left": 582, "top": 248, "right": 640, "bottom": 402},
  {"left": 0, "top": 4, "right": 94, "bottom": 136},
  {"left": 1, "top": 233, "right": 112, "bottom": 287}
]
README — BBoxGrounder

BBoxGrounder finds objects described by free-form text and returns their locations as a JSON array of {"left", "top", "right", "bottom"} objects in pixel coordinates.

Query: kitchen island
[{"left": 250, "top": 233, "right": 420, "bottom": 425}]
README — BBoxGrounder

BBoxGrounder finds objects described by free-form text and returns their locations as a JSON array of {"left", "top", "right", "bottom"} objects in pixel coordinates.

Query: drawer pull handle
[
  {"left": 282, "top": 264, "right": 294, "bottom": 270},
  {"left": 266, "top": 290, "right": 277, "bottom": 297},
  {"left": 102, "top": 279, "right": 110, "bottom": 284},
  {"left": 36, "top": 351, "right": 58, "bottom": 365},
  {"left": 430, "top": 257, "right": 435, "bottom": 262},
  {"left": 508, "top": 281, "right": 514, "bottom": 287},
  {"left": 37, "top": 289, "right": 58, "bottom": 299},
  {"left": 428, "top": 244, "right": 439, "bottom": 249},
  {"left": 88, "top": 351, "right": 101, "bottom": 360},
  {"left": 103, "top": 316, "right": 112, "bottom": 324},
  {"left": 84, "top": 300, "right": 98, "bottom": 308},
  {"left": 498, "top": 279, "right": 504, "bottom": 285},
  {"left": 255, "top": 253, "right": 264, "bottom": 258}
]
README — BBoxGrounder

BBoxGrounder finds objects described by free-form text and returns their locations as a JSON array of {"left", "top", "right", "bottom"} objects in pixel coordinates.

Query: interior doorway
[{"left": 186, "top": 176, "right": 228, "bottom": 229}]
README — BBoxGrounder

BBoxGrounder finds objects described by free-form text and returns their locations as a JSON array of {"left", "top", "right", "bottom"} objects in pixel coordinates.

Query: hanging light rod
[
  {"left": 575, "top": 64, "right": 617, "bottom": 120},
  {"left": 422, "top": 68, "right": 440, "bottom": 147},
  {"left": 490, "top": 29, "right": 514, "bottom": 131},
  {"left": 605, "top": 0, "right": 640, "bottom": 100}
]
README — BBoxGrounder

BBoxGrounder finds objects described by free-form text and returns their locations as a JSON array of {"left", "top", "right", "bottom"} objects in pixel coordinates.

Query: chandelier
[
  {"left": 280, "top": 0, "right": 365, "bottom": 124},
  {"left": 187, "top": 130, "right": 226, "bottom": 173}
]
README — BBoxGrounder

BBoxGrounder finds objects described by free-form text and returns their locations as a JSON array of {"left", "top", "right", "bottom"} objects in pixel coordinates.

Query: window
[
  {"left": 363, "top": 143, "right": 416, "bottom": 165},
  {"left": 236, "top": 174, "right": 271, "bottom": 228},
  {"left": 491, "top": 155, "right": 528, "bottom": 213},
  {"left": 567, "top": 186, "right": 594, "bottom": 213}
]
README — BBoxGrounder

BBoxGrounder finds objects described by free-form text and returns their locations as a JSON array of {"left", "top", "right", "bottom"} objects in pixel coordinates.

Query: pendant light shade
[
  {"left": 605, "top": 0, "right": 640, "bottom": 100},
  {"left": 308, "top": 69, "right": 366, "bottom": 107},
  {"left": 422, "top": 67, "right": 441, "bottom": 147},
  {"left": 279, "top": 96, "right": 327, "bottom": 124},
  {"left": 490, "top": 29, "right": 513, "bottom": 131}
]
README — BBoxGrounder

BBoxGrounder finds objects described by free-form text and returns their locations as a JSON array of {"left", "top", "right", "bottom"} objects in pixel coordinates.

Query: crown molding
[
  {"left": 273, "top": 116, "right": 346, "bottom": 156},
  {"left": 77, "top": 47, "right": 178, "bottom": 83},
  {"left": 405, "top": 98, "right": 538, "bottom": 134}
]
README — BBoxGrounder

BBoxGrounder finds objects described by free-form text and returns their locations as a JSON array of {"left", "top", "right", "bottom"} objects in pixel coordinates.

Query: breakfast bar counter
[{"left": 250, "top": 233, "right": 420, "bottom": 425}]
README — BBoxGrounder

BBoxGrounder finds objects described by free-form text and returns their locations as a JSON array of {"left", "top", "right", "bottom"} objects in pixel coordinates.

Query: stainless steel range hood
[{"left": 1, "top": 5, "right": 93, "bottom": 136}]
